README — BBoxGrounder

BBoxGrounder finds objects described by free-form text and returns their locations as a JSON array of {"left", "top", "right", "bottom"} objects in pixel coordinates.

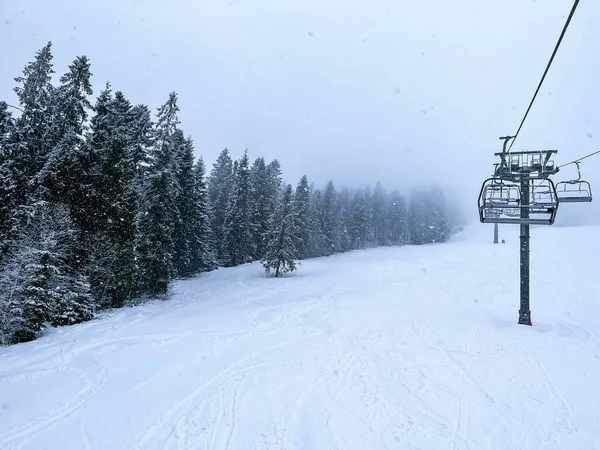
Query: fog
[{"left": 1, "top": 0, "right": 599, "bottom": 224}]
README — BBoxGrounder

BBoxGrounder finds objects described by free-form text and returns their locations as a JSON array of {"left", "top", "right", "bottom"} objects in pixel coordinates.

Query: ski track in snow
[{"left": 1, "top": 224, "right": 600, "bottom": 449}]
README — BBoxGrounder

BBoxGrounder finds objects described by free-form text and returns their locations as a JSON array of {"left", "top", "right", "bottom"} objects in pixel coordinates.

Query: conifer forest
[{"left": 0, "top": 43, "right": 458, "bottom": 345}]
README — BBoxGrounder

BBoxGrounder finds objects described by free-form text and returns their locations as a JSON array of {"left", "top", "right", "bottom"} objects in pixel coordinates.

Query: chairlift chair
[
  {"left": 478, "top": 177, "right": 559, "bottom": 225},
  {"left": 530, "top": 153, "right": 543, "bottom": 172},
  {"left": 555, "top": 162, "right": 593, "bottom": 203}
]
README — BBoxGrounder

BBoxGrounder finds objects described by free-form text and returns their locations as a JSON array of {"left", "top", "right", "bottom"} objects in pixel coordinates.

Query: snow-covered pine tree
[
  {"left": 134, "top": 92, "right": 181, "bottom": 297},
  {"left": 12, "top": 42, "right": 55, "bottom": 189},
  {"left": 0, "top": 102, "right": 15, "bottom": 146},
  {"left": 348, "top": 189, "right": 370, "bottom": 250},
  {"left": 52, "top": 273, "right": 94, "bottom": 327},
  {"left": 249, "top": 157, "right": 271, "bottom": 260},
  {"left": 84, "top": 83, "right": 114, "bottom": 235},
  {"left": 372, "top": 181, "right": 388, "bottom": 246},
  {"left": 408, "top": 187, "right": 450, "bottom": 245},
  {"left": 223, "top": 150, "right": 254, "bottom": 266},
  {"left": 292, "top": 175, "right": 310, "bottom": 259},
  {"left": 0, "top": 202, "right": 94, "bottom": 344},
  {"left": 426, "top": 185, "right": 451, "bottom": 243},
  {"left": 266, "top": 159, "right": 283, "bottom": 217},
  {"left": 362, "top": 185, "right": 375, "bottom": 245},
  {"left": 262, "top": 184, "right": 299, "bottom": 277},
  {"left": 335, "top": 187, "right": 352, "bottom": 252},
  {"left": 0, "top": 103, "right": 17, "bottom": 256},
  {"left": 86, "top": 89, "right": 146, "bottom": 307},
  {"left": 207, "top": 148, "right": 234, "bottom": 265},
  {"left": 321, "top": 181, "right": 338, "bottom": 255},
  {"left": 0, "top": 161, "right": 17, "bottom": 257},
  {"left": 39, "top": 55, "right": 93, "bottom": 212},
  {"left": 387, "top": 190, "right": 407, "bottom": 245},
  {"left": 7, "top": 43, "right": 56, "bottom": 243},
  {"left": 172, "top": 131, "right": 196, "bottom": 278},
  {"left": 308, "top": 187, "right": 327, "bottom": 257},
  {"left": 191, "top": 157, "right": 217, "bottom": 272}
]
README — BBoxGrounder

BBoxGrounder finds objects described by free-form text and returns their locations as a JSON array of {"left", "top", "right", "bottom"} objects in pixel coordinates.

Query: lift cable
[
  {"left": 557, "top": 149, "right": 600, "bottom": 168},
  {"left": 508, "top": 0, "right": 581, "bottom": 151}
]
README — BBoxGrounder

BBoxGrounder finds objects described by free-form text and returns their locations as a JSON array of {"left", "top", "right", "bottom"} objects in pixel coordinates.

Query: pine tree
[
  {"left": 262, "top": 184, "right": 299, "bottom": 277},
  {"left": 87, "top": 89, "right": 146, "bottom": 307},
  {"left": 266, "top": 159, "right": 283, "bottom": 211},
  {"left": 39, "top": 55, "right": 93, "bottom": 211},
  {"left": 292, "top": 175, "right": 310, "bottom": 259},
  {"left": 172, "top": 131, "right": 196, "bottom": 278},
  {"left": 321, "top": 181, "right": 338, "bottom": 255},
  {"left": 207, "top": 148, "right": 234, "bottom": 265},
  {"left": 335, "top": 187, "right": 352, "bottom": 252},
  {"left": 12, "top": 42, "right": 55, "bottom": 186},
  {"left": 408, "top": 187, "right": 450, "bottom": 245},
  {"left": 308, "top": 187, "right": 327, "bottom": 257},
  {"left": 348, "top": 189, "right": 370, "bottom": 250},
  {"left": 52, "top": 274, "right": 94, "bottom": 327},
  {"left": 0, "top": 103, "right": 17, "bottom": 254},
  {"left": 0, "top": 202, "right": 92, "bottom": 344},
  {"left": 191, "top": 157, "right": 217, "bottom": 272},
  {"left": 387, "top": 190, "right": 407, "bottom": 245},
  {"left": 223, "top": 150, "right": 254, "bottom": 266},
  {"left": 249, "top": 157, "right": 271, "bottom": 260},
  {"left": 134, "top": 92, "right": 181, "bottom": 297},
  {"left": 0, "top": 102, "right": 15, "bottom": 148},
  {"left": 372, "top": 181, "right": 388, "bottom": 246}
]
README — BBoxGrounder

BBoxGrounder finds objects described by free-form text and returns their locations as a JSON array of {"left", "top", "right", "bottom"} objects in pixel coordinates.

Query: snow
[{"left": 1, "top": 223, "right": 600, "bottom": 449}]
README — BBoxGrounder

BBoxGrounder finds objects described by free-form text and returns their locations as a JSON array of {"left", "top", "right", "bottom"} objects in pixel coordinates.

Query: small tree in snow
[{"left": 262, "top": 184, "right": 299, "bottom": 277}]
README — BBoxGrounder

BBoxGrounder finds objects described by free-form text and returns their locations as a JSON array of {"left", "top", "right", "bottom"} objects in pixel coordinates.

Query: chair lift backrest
[{"left": 556, "top": 162, "right": 593, "bottom": 202}]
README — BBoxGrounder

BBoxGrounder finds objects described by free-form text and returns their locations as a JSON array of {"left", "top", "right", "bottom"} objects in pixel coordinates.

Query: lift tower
[{"left": 478, "top": 136, "right": 560, "bottom": 325}]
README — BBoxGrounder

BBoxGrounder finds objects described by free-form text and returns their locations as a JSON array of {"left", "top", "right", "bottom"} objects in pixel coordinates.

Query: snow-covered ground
[{"left": 1, "top": 223, "right": 599, "bottom": 450}]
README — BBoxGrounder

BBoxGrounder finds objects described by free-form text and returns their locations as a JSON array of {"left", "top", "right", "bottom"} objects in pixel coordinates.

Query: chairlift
[
  {"left": 530, "top": 153, "right": 543, "bottom": 172},
  {"left": 478, "top": 177, "right": 559, "bottom": 225},
  {"left": 555, "top": 162, "right": 592, "bottom": 203}
]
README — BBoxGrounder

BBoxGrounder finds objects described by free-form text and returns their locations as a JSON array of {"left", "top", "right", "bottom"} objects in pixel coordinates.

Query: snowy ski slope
[{"left": 1, "top": 223, "right": 599, "bottom": 450}]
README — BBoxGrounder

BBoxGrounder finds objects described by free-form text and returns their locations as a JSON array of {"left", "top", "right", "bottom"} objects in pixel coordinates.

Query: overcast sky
[{"left": 1, "top": 0, "right": 598, "bottom": 224}]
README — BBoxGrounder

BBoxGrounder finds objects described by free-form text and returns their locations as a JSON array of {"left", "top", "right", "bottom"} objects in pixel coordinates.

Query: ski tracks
[
  {"left": 409, "top": 319, "right": 491, "bottom": 449},
  {"left": 516, "top": 349, "right": 596, "bottom": 447},
  {"left": 0, "top": 349, "right": 108, "bottom": 450},
  {"left": 133, "top": 334, "right": 317, "bottom": 450}
]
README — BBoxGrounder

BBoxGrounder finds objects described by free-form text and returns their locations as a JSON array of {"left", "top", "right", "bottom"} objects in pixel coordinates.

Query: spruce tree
[
  {"left": 0, "top": 103, "right": 17, "bottom": 254},
  {"left": 249, "top": 157, "right": 271, "bottom": 260},
  {"left": 308, "top": 187, "right": 327, "bottom": 257},
  {"left": 172, "top": 131, "right": 196, "bottom": 278},
  {"left": 134, "top": 92, "right": 181, "bottom": 297},
  {"left": 87, "top": 89, "right": 145, "bottom": 307},
  {"left": 207, "top": 148, "right": 234, "bottom": 265},
  {"left": 266, "top": 159, "right": 283, "bottom": 212},
  {"left": 292, "top": 175, "right": 310, "bottom": 259},
  {"left": 335, "top": 187, "right": 352, "bottom": 252},
  {"left": 387, "top": 190, "right": 407, "bottom": 245},
  {"left": 372, "top": 182, "right": 388, "bottom": 246},
  {"left": 262, "top": 184, "right": 299, "bottom": 277},
  {"left": 12, "top": 42, "right": 55, "bottom": 188},
  {"left": 321, "top": 181, "right": 338, "bottom": 255},
  {"left": 191, "top": 157, "right": 217, "bottom": 272},
  {"left": 348, "top": 189, "right": 370, "bottom": 250},
  {"left": 52, "top": 274, "right": 94, "bottom": 327},
  {"left": 39, "top": 55, "right": 93, "bottom": 215},
  {"left": 223, "top": 150, "right": 254, "bottom": 266},
  {"left": 0, "top": 202, "right": 93, "bottom": 344}
]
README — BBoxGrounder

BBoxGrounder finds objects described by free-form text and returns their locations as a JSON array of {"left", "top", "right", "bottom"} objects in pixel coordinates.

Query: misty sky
[{"left": 1, "top": 0, "right": 599, "bottom": 224}]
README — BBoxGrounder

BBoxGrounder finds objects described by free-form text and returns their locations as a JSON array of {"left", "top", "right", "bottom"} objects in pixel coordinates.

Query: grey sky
[{"left": 1, "top": 0, "right": 598, "bottom": 224}]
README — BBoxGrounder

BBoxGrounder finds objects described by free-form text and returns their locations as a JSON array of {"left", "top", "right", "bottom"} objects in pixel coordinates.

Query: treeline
[{"left": 0, "top": 43, "right": 457, "bottom": 345}]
